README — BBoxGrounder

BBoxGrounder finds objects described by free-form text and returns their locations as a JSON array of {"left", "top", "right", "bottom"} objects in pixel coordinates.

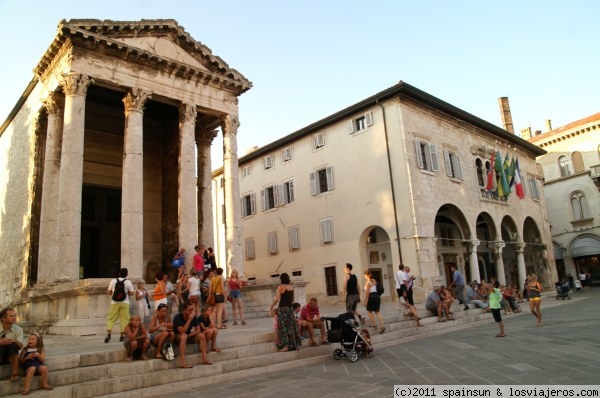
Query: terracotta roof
[{"left": 528, "top": 112, "right": 600, "bottom": 143}]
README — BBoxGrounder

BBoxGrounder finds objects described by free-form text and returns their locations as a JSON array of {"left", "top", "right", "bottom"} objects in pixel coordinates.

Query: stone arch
[
  {"left": 475, "top": 212, "right": 498, "bottom": 281},
  {"left": 434, "top": 204, "right": 471, "bottom": 285},
  {"left": 359, "top": 226, "right": 393, "bottom": 299},
  {"left": 523, "top": 216, "right": 551, "bottom": 286}
]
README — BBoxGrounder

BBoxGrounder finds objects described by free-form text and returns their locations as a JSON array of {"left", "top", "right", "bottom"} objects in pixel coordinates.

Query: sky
[{"left": 1, "top": 1, "right": 599, "bottom": 166}]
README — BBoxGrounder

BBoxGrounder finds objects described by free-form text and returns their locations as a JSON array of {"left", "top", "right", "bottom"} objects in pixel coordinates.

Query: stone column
[
  {"left": 222, "top": 114, "right": 243, "bottom": 275},
  {"left": 195, "top": 127, "right": 218, "bottom": 248},
  {"left": 37, "top": 93, "right": 64, "bottom": 283},
  {"left": 515, "top": 242, "right": 527, "bottom": 291},
  {"left": 468, "top": 238, "right": 481, "bottom": 283},
  {"left": 56, "top": 73, "right": 93, "bottom": 282},
  {"left": 121, "top": 89, "right": 151, "bottom": 279},
  {"left": 492, "top": 242, "right": 507, "bottom": 285},
  {"left": 178, "top": 103, "right": 199, "bottom": 270}
]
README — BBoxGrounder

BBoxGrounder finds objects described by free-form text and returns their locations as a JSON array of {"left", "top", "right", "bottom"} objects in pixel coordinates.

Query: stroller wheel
[
  {"left": 349, "top": 350, "right": 359, "bottom": 362},
  {"left": 333, "top": 349, "right": 342, "bottom": 360}
]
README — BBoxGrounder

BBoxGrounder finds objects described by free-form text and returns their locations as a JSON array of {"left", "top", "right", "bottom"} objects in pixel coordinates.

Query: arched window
[
  {"left": 558, "top": 155, "right": 572, "bottom": 177},
  {"left": 571, "top": 192, "right": 590, "bottom": 221},
  {"left": 475, "top": 158, "right": 484, "bottom": 187},
  {"left": 572, "top": 151, "right": 584, "bottom": 173}
]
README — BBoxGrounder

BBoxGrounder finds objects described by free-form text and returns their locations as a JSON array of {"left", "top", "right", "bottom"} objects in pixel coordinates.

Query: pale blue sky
[{"left": 1, "top": 0, "right": 598, "bottom": 164}]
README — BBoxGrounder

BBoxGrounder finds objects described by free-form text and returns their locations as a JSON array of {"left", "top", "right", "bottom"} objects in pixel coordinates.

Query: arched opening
[
  {"left": 434, "top": 204, "right": 471, "bottom": 285},
  {"left": 475, "top": 212, "right": 497, "bottom": 282}
]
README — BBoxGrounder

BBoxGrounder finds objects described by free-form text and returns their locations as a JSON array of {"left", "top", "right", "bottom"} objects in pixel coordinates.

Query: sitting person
[
  {"left": 300, "top": 298, "right": 329, "bottom": 345},
  {"left": 19, "top": 333, "right": 53, "bottom": 395},
  {"left": 197, "top": 306, "right": 221, "bottom": 353},
  {"left": 425, "top": 286, "right": 453, "bottom": 322},
  {"left": 502, "top": 285, "right": 519, "bottom": 314},
  {"left": 123, "top": 315, "right": 150, "bottom": 362},
  {"left": 439, "top": 285, "right": 455, "bottom": 312},
  {"left": 399, "top": 290, "right": 424, "bottom": 327},
  {"left": 293, "top": 302, "right": 317, "bottom": 346},
  {"left": 173, "top": 302, "right": 213, "bottom": 368},
  {"left": 466, "top": 281, "right": 490, "bottom": 312},
  {"left": 149, "top": 303, "right": 174, "bottom": 359},
  {"left": 0, "top": 307, "right": 24, "bottom": 383}
]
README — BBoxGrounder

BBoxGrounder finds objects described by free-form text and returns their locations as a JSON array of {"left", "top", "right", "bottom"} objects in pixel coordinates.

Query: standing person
[
  {"left": 484, "top": 282, "right": 506, "bottom": 337},
  {"left": 363, "top": 269, "right": 385, "bottom": 334},
  {"left": 164, "top": 274, "right": 177, "bottom": 310},
  {"left": 526, "top": 273, "right": 543, "bottom": 326},
  {"left": 123, "top": 315, "right": 150, "bottom": 362},
  {"left": 172, "top": 302, "right": 213, "bottom": 367},
  {"left": 0, "top": 307, "right": 24, "bottom": 383},
  {"left": 269, "top": 273, "right": 300, "bottom": 352},
  {"left": 176, "top": 272, "right": 189, "bottom": 312},
  {"left": 343, "top": 263, "right": 365, "bottom": 325},
  {"left": 193, "top": 245, "right": 205, "bottom": 274},
  {"left": 227, "top": 269, "right": 246, "bottom": 325},
  {"left": 449, "top": 265, "right": 470, "bottom": 310},
  {"left": 19, "top": 333, "right": 53, "bottom": 394},
  {"left": 201, "top": 269, "right": 214, "bottom": 307},
  {"left": 135, "top": 281, "right": 151, "bottom": 323},
  {"left": 153, "top": 271, "right": 168, "bottom": 310},
  {"left": 394, "top": 264, "right": 408, "bottom": 301},
  {"left": 172, "top": 248, "right": 186, "bottom": 280},
  {"left": 104, "top": 268, "right": 135, "bottom": 343},
  {"left": 584, "top": 272, "right": 592, "bottom": 292},
  {"left": 148, "top": 303, "right": 174, "bottom": 359},
  {"left": 209, "top": 268, "right": 227, "bottom": 329},
  {"left": 405, "top": 266, "right": 416, "bottom": 305},
  {"left": 204, "top": 247, "right": 217, "bottom": 270},
  {"left": 187, "top": 270, "right": 202, "bottom": 314}
]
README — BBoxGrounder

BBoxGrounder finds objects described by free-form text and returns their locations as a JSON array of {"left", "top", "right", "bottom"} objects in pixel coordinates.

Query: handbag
[
  {"left": 172, "top": 258, "right": 183, "bottom": 268},
  {"left": 206, "top": 294, "right": 216, "bottom": 306},
  {"left": 226, "top": 294, "right": 233, "bottom": 303},
  {"left": 162, "top": 339, "right": 175, "bottom": 361}
]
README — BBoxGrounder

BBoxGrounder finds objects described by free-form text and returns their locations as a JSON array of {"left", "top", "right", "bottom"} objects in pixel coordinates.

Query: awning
[{"left": 570, "top": 236, "right": 600, "bottom": 258}]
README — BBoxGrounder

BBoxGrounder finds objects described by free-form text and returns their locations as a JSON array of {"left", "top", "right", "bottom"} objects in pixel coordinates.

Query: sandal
[
  {"left": 10, "top": 374, "right": 20, "bottom": 382},
  {"left": 242, "top": 320, "right": 246, "bottom": 325},
  {"left": 310, "top": 342, "right": 318, "bottom": 347},
  {"left": 233, "top": 321, "right": 238, "bottom": 325},
  {"left": 211, "top": 348, "right": 221, "bottom": 353},
  {"left": 179, "top": 364, "right": 193, "bottom": 368},
  {"left": 22, "top": 391, "right": 29, "bottom": 396},
  {"left": 43, "top": 386, "right": 54, "bottom": 391},
  {"left": 155, "top": 354, "right": 165, "bottom": 359},
  {"left": 217, "top": 325, "right": 227, "bottom": 329},
  {"left": 201, "top": 360, "right": 213, "bottom": 365}
]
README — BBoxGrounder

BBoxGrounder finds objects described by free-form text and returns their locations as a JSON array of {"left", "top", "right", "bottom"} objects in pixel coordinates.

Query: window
[
  {"left": 288, "top": 226, "right": 300, "bottom": 250},
  {"left": 347, "top": 111, "right": 373, "bottom": 133},
  {"left": 528, "top": 176, "right": 540, "bottom": 199},
  {"left": 440, "top": 226, "right": 454, "bottom": 247},
  {"left": 267, "top": 232, "right": 278, "bottom": 255},
  {"left": 475, "top": 159, "right": 485, "bottom": 187},
  {"left": 282, "top": 146, "right": 293, "bottom": 162},
  {"left": 443, "top": 149, "right": 462, "bottom": 179},
  {"left": 261, "top": 184, "right": 278, "bottom": 211},
  {"left": 264, "top": 155, "right": 274, "bottom": 170},
  {"left": 241, "top": 165, "right": 251, "bottom": 179},
  {"left": 310, "top": 166, "right": 334, "bottom": 195},
  {"left": 414, "top": 139, "right": 439, "bottom": 172},
  {"left": 572, "top": 151, "right": 584, "bottom": 173},
  {"left": 240, "top": 192, "right": 256, "bottom": 218},
  {"left": 292, "top": 270, "right": 302, "bottom": 277},
  {"left": 313, "top": 132, "right": 326, "bottom": 149},
  {"left": 245, "top": 238, "right": 255, "bottom": 261},
  {"left": 571, "top": 192, "right": 590, "bottom": 220},
  {"left": 319, "top": 218, "right": 333, "bottom": 244},
  {"left": 281, "top": 179, "right": 295, "bottom": 205},
  {"left": 558, "top": 155, "right": 572, "bottom": 177},
  {"left": 324, "top": 266, "right": 338, "bottom": 296}
]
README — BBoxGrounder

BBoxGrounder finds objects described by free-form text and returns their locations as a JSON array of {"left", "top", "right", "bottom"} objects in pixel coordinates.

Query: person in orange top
[{"left": 153, "top": 271, "right": 168, "bottom": 310}]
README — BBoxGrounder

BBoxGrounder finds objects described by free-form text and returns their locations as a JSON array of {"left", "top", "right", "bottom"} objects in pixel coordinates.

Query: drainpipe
[{"left": 376, "top": 98, "right": 403, "bottom": 264}]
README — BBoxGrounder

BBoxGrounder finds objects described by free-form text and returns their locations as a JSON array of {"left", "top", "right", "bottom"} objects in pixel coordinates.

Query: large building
[
  {"left": 527, "top": 113, "right": 600, "bottom": 284},
  {"left": 213, "top": 83, "right": 556, "bottom": 304},
  {"left": 0, "top": 20, "right": 250, "bottom": 326}
]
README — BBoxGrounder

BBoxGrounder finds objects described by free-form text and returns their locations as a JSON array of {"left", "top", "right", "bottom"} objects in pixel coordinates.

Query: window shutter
[
  {"left": 321, "top": 219, "right": 333, "bottom": 243},
  {"left": 310, "top": 172, "right": 317, "bottom": 195},
  {"left": 580, "top": 195, "right": 590, "bottom": 218},
  {"left": 347, "top": 120, "right": 355, "bottom": 133},
  {"left": 250, "top": 193, "right": 256, "bottom": 215},
  {"left": 365, "top": 111, "right": 373, "bottom": 127},
  {"left": 277, "top": 184, "right": 284, "bottom": 206},
  {"left": 246, "top": 238, "right": 255, "bottom": 260},
  {"left": 240, "top": 197, "right": 246, "bottom": 217},
  {"left": 268, "top": 233, "right": 278, "bottom": 254},
  {"left": 290, "top": 227, "right": 299, "bottom": 249},
  {"left": 430, "top": 144, "right": 439, "bottom": 171},
  {"left": 261, "top": 189, "right": 266, "bottom": 211},
  {"left": 316, "top": 133, "right": 325, "bottom": 148},
  {"left": 443, "top": 150, "right": 452, "bottom": 177},
  {"left": 288, "top": 180, "right": 295, "bottom": 203},
  {"left": 326, "top": 166, "right": 334, "bottom": 190},
  {"left": 454, "top": 155, "right": 462, "bottom": 179},
  {"left": 414, "top": 140, "right": 424, "bottom": 169}
]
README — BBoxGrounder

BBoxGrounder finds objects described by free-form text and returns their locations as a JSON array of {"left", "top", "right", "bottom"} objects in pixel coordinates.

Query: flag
[
  {"left": 503, "top": 152, "right": 513, "bottom": 198},
  {"left": 485, "top": 151, "right": 497, "bottom": 192},
  {"left": 508, "top": 156, "right": 516, "bottom": 187},
  {"left": 513, "top": 158, "right": 525, "bottom": 199},
  {"left": 495, "top": 150, "right": 510, "bottom": 197}
]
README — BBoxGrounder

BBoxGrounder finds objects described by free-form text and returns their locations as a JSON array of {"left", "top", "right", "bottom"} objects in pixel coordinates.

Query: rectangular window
[
  {"left": 528, "top": 177, "right": 540, "bottom": 199},
  {"left": 313, "top": 132, "right": 326, "bottom": 149},
  {"left": 414, "top": 139, "right": 439, "bottom": 172},
  {"left": 242, "top": 165, "right": 252, "bottom": 179},
  {"left": 347, "top": 111, "right": 373, "bottom": 133},
  {"left": 319, "top": 218, "right": 333, "bottom": 244},
  {"left": 240, "top": 192, "right": 256, "bottom": 218},
  {"left": 261, "top": 184, "right": 279, "bottom": 211},
  {"left": 324, "top": 265, "right": 338, "bottom": 296},
  {"left": 264, "top": 155, "right": 274, "bottom": 170},
  {"left": 292, "top": 270, "right": 302, "bottom": 277},
  {"left": 282, "top": 146, "right": 293, "bottom": 162},
  {"left": 289, "top": 226, "right": 300, "bottom": 250},
  {"left": 280, "top": 179, "right": 295, "bottom": 205},
  {"left": 443, "top": 149, "right": 462, "bottom": 179},
  {"left": 267, "top": 232, "right": 278, "bottom": 255},
  {"left": 310, "top": 166, "right": 334, "bottom": 195},
  {"left": 245, "top": 238, "right": 255, "bottom": 261}
]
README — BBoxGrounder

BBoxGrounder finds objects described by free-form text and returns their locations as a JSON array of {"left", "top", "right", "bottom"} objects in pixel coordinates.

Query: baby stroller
[
  {"left": 322, "top": 312, "right": 373, "bottom": 362},
  {"left": 555, "top": 278, "right": 572, "bottom": 300}
]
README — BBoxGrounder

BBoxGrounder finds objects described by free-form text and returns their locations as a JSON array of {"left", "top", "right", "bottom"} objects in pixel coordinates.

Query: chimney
[
  {"left": 545, "top": 119, "right": 552, "bottom": 131},
  {"left": 521, "top": 127, "right": 532, "bottom": 139},
  {"left": 535, "top": 130, "right": 542, "bottom": 136},
  {"left": 498, "top": 97, "right": 515, "bottom": 134}
]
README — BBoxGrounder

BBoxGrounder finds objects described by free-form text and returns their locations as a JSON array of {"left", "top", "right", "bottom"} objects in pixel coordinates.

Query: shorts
[
  {"left": 154, "top": 298, "right": 168, "bottom": 309},
  {"left": 174, "top": 333, "right": 200, "bottom": 345},
  {"left": 491, "top": 308, "right": 502, "bottom": 322},
  {"left": 229, "top": 290, "right": 241, "bottom": 299},
  {"left": 425, "top": 304, "right": 438, "bottom": 313},
  {"left": 346, "top": 294, "right": 359, "bottom": 312},
  {"left": 215, "top": 293, "right": 225, "bottom": 303},
  {"left": 0, "top": 343, "right": 20, "bottom": 363}
]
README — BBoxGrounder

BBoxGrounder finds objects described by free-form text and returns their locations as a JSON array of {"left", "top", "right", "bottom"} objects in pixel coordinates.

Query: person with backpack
[
  {"left": 104, "top": 268, "right": 135, "bottom": 343},
  {"left": 363, "top": 269, "right": 385, "bottom": 334}
]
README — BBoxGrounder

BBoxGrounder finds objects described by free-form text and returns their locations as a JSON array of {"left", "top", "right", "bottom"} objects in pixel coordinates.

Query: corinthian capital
[
  {"left": 123, "top": 88, "right": 152, "bottom": 115},
  {"left": 44, "top": 92, "right": 64, "bottom": 116},
  {"left": 195, "top": 127, "right": 218, "bottom": 146},
  {"left": 179, "top": 103, "right": 198, "bottom": 125},
  {"left": 60, "top": 73, "right": 94, "bottom": 97},
  {"left": 221, "top": 114, "right": 240, "bottom": 136}
]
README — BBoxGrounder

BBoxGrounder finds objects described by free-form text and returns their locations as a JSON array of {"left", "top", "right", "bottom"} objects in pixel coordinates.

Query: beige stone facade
[
  {"left": 0, "top": 20, "right": 251, "bottom": 325},
  {"left": 527, "top": 114, "right": 600, "bottom": 283},
  {"left": 213, "top": 83, "right": 556, "bottom": 305}
]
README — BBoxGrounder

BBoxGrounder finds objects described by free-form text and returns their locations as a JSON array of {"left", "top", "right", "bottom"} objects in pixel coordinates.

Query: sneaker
[{"left": 104, "top": 334, "right": 111, "bottom": 343}]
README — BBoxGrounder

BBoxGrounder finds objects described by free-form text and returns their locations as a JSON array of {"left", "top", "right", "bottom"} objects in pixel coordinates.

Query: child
[
  {"left": 135, "top": 281, "right": 151, "bottom": 322},
  {"left": 485, "top": 282, "right": 506, "bottom": 337},
  {"left": 19, "top": 333, "right": 53, "bottom": 395},
  {"left": 197, "top": 306, "right": 221, "bottom": 353},
  {"left": 123, "top": 315, "right": 150, "bottom": 362}
]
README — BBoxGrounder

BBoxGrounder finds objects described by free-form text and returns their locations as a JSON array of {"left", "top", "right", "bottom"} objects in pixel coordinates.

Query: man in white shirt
[
  {"left": 395, "top": 264, "right": 408, "bottom": 306},
  {"left": 104, "top": 267, "right": 135, "bottom": 343}
]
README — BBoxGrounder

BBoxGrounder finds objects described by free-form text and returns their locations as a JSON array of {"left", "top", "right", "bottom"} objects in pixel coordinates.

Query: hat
[{"left": 157, "top": 303, "right": 168, "bottom": 310}]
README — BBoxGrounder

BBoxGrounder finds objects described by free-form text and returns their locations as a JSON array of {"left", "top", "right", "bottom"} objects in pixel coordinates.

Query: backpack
[
  {"left": 112, "top": 278, "right": 127, "bottom": 302},
  {"left": 376, "top": 282, "right": 384, "bottom": 296},
  {"left": 162, "top": 339, "right": 175, "bottom": 361}
]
